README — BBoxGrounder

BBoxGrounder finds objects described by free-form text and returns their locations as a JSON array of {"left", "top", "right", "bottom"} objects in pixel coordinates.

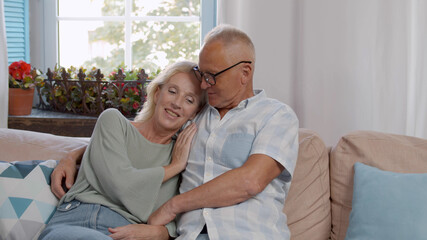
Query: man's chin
[{"left": 207, "top": 97, "right": 218, "bottom": 107}]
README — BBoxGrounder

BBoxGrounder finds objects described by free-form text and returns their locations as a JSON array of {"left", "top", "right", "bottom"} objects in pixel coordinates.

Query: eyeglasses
[{"left": 193, "top": 61, "right": 252, "bottom": 86}]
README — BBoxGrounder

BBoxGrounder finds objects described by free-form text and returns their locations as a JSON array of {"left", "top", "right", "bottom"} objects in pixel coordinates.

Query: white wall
[
  {"left": 0, "top": 1, "right": 8, "bottom": 127},
  {"left": 218, "top": 0, "right": 296, "bottom": 108},
  {"left": 217, "top": 0, "right": 427, "bottom": 146},
  {"left": 30, "top": 0, "right": 57, "bottom": 72}
]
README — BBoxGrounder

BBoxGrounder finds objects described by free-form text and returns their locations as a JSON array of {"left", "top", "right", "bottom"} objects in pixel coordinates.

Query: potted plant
[{"left": 8, "top": 60, "right": 44, "bottom": 115}]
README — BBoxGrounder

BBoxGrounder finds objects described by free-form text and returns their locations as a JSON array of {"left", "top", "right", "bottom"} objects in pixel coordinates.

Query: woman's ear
[{"left": 153, "top": 86, "right": 161, "bottom": 104}]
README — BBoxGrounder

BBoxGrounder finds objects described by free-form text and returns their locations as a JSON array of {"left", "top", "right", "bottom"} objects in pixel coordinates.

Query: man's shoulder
[
  {"left": 254, "top": 97, "right": 296, "bottom": 117},
  {"left": 252, "top": 90, "right": 292, "bottom": 110}
]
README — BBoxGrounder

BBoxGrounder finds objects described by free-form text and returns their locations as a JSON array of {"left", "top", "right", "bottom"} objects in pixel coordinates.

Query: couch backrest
[
  {"left": 284, "top": 128, "right": 331, "bottom": 240},
  {"left": 0, "top": 128, "right": 89, "bottom": 162},
  {"left": 329, "top": 130, "right": 427, "bottom": 240}
]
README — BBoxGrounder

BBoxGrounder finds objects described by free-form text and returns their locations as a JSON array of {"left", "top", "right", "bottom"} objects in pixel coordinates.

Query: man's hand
[
  {"left": 51, "top": 146, "right": 86, "bottom": 199},
  {"left": 51, "top": 158, "right": 77, "bottom": 199},
  {"left": 148, "top": 200, "right": 177, "bottom": 226},
  {"left": 108, "top": 224, "right": 169, "bottom": 240}
]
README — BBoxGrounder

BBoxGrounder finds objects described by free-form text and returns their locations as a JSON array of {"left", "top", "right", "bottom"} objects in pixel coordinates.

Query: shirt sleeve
[
  {"left": 250, "top": 105, "right": 299, "bottom": 182},
  {"left": 83, "top": 109, "right": 165, "bottom": 222}
]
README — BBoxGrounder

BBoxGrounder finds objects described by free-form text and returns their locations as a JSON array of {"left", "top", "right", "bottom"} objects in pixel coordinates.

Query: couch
[{"left": 1, "top": 127, "right": 427, "bottom": 240}]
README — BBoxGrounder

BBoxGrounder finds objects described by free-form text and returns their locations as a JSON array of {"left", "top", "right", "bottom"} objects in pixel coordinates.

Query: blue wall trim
[{"left": 4, "top": 0, "right": 30, "bottom": 64}]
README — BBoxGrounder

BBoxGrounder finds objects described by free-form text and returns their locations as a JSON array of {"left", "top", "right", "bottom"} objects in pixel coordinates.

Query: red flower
[
  {"left": 9, "top": 60, "right": 31, "bottom": 80},
  {"left": 133, "top": 87, "right": 139, "bottom": 95},
  {"left": 132, "top": 101, "right": 140, "bottom": 110},
  {"left": 11, "top": 70, "right": 22, "bottom": 80}
]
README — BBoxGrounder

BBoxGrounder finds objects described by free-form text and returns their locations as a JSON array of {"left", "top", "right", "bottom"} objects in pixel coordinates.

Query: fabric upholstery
[
  {"left": 345, "top": 162, "right": 427, "bottom": 240},
  {"left": 2, "top": 127, "right": 427, "bottom": 240},
  {"left": 330, "top": 130, "right": 427, "bottom": 240},
  {"left": 0, "top": 128, "right": 89, "bottom": 162},
  {"left": 0, "top": 160, "right": 58, "bottom": 240},
  {"left": 284, "top": 128, "right": 331, "bottom": 240}
]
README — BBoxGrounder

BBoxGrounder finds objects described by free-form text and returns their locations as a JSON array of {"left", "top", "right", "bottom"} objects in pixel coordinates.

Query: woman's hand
[
  {"left": 108, "top": 224, "right": 170, "bottom": 240},
  {"left": 50, "top": 145, "right": 86, "bottom": 199},
  {"left": 162, "top": 123, "right": 197, "bottom": 182},
  {"left": 171, "top": 123, "right": 197, "bottom": 170}
]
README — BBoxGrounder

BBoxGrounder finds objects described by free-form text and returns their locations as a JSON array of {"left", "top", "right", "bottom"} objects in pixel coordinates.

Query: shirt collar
[
  {"left": 206, "top": 89, "right": 266, "bottom": 113},
  {"left": 238, "top": 89, "right": 265, "bottom": 109}
]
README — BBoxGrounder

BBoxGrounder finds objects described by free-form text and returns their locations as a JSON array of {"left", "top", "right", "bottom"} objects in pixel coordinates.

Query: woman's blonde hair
[{"left": 134, "top": 61, "right": 206, "bottom": 122}]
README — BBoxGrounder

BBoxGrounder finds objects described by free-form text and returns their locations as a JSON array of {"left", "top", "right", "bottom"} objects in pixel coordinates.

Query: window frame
[{"left": 35, "top": 0, "right": 216, "bottom": 71}]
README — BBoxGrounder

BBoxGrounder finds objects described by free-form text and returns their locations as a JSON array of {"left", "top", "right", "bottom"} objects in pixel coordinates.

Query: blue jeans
[{"left": 39, "top": 200, "right": 132, "bottom": 240}]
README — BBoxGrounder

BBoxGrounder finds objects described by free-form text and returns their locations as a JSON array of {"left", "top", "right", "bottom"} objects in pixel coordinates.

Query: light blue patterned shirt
[{"left": 177, "top": 90, "right": 299, "bottom": 240}]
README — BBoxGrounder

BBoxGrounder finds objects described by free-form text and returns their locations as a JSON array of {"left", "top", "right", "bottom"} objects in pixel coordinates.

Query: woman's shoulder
[
  {"left": 97, "top": 108, "right": 128, "bottom": 125},
  {"left": 99, "top": 108, "right": 125, "bottom": 118}
]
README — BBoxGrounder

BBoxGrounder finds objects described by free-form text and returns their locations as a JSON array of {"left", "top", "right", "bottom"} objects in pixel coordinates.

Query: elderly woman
[{"left": 39, "top": 61, "right": 206, "bottom": 240}]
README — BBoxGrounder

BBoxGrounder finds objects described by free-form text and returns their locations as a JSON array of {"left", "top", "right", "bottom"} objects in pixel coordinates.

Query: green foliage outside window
[{"left": 81, "top": 0, "right": 201, "bottom": 75}]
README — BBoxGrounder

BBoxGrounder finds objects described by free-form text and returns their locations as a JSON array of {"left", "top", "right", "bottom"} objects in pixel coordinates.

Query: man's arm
[
  {"left": 148, "top": 153, "right": 284, "bottom": 225},
  {"left": 108, "top": 224, "right": 170, "bottom": 240},
  {"left": 50, "top": 145, "right": 87, "bottom": 199}
]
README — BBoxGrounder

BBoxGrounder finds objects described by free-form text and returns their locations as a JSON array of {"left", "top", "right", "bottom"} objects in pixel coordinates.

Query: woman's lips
[{"left": 165, "top": 108, "right": 179, "bottom": 117}]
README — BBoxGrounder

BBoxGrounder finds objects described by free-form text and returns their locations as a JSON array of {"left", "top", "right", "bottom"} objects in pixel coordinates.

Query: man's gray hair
[{"left": 203, "top": 24, "right": 256, "bottom": 61}]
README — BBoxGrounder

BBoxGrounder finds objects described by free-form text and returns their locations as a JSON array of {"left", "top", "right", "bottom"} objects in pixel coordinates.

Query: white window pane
[
  {"left": 131, "top": 21, "right": 200, "bottom": 73},
  {"left": 58, "top": 0, "right": 125, "bottom": 17},
  {"left": 132, "top": 0, "right": 200, "bottom": 17},
  {"left": 58, "top": 21, "right": 125, "bottom": 74}
]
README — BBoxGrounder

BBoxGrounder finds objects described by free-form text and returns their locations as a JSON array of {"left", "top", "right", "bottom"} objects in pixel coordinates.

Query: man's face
[{"left": 198, "top": 41, "right": 244, "bottom": 110}]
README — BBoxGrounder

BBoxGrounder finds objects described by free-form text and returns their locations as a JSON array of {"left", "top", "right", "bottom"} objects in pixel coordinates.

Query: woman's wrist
[{"left": 162, "top": 163, "right": 183, "bottom": 183}]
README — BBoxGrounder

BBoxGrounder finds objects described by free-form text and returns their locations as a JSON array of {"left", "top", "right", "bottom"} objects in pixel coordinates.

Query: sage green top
[{"left": 60, "top": 108, "right": 178, "bottom": 237}]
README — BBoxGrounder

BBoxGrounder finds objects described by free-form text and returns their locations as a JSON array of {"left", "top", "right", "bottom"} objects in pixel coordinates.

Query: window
[{"left": 39, "top": 0, "right": 216, "bottom": 74}]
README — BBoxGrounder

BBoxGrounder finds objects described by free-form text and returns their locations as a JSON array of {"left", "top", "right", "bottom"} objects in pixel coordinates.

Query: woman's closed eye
[
  {"left": 168, "top": 88, "right": 177, "bottom": 94},
  {"left": 186, "top": 97, "right": 195, "bottom": 104}
]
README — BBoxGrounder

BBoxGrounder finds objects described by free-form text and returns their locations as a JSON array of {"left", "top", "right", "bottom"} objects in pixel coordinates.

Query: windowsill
[{"left": 8, "top": 109, "right": 97, "bottom": 137}]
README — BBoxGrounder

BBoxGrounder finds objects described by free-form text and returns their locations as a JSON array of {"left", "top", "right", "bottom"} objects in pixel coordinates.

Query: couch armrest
[
  {"left": 284, "top": 128, "right": 331, "bottom": 240},
  {"left": 0, "top": 128, "right": 90, "bottom": 162}
]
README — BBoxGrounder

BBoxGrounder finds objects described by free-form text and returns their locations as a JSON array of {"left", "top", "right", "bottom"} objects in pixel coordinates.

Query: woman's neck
[{"left": 131, "top": 120, "right": 176, "bottom": 144}]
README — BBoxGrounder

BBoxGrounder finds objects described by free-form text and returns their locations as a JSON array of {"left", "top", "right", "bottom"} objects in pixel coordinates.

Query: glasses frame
[{"left": 193, "top": 60, "right": 252, "bottom": 86}]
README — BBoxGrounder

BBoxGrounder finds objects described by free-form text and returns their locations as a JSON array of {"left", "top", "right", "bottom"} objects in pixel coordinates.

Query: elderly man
[
  {"left": 51, "top": 25, "right": 299, "bottom": 240},
  {"left": 147, "top": 24, "right": 299, "bottom": 239}
]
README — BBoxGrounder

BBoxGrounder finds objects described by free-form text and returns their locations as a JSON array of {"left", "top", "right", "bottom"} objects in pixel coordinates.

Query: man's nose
[{"left": 200, "top": 80, "right": 211, "bottom": 90}]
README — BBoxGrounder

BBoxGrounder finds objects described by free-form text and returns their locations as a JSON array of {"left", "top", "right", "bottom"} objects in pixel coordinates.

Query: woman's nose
[{"left": 171, "top": 99, "right": 182, "bottom": 109}]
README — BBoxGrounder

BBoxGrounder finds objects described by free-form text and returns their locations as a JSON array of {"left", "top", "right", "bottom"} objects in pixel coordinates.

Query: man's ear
[{"left": 241, "top": 63, "right": 252, "bottom": 85}]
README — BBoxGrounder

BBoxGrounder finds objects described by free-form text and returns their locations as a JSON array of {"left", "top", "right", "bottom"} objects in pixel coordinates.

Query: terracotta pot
[{"left": 8, "top": 88, "right": 35, "bottom": 116}]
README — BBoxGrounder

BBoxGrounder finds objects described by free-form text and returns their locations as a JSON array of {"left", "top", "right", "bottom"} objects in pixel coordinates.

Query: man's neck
[{"left": 217, "top": 90, "right": 255, "bottom": 119}]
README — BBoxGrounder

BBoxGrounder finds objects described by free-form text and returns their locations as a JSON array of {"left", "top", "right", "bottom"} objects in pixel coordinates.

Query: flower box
[{"left": 36, "top": 67, "right": 151, "bottom": 118}]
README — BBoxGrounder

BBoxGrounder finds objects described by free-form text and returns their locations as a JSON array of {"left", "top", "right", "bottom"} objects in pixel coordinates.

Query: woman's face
[{"left": 153, "top": 72, "right": 203, "bottom": 132}]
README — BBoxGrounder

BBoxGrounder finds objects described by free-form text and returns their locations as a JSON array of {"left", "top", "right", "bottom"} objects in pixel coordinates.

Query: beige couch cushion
[
  {"left": 0, "top": 128, "right": 89, "bottom": 162},
  {"left": 330, "top": 130, "right": 427, "bottom": 240},
  {"left": 284, "top": 128, "right": 331, "bottom": 240}
]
